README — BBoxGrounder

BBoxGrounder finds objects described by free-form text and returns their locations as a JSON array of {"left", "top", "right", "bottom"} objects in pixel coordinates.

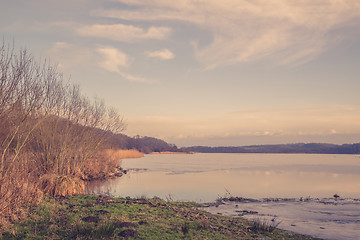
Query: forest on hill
[{"left": 107, "top": 134, "right": 180, "bottom": 153}]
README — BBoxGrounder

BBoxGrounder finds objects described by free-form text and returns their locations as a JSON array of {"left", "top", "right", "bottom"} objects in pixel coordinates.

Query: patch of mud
[
  {"left": 114, "top": 221, "right": 136, "bottom": 228},
  {"left": 204, "top": 198, "right": 360, "bottom": 240}
]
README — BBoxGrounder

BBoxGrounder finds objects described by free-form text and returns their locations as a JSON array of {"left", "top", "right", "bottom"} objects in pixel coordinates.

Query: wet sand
[{"left": 204, "top": 198, "right": 360, "bottom": 240}]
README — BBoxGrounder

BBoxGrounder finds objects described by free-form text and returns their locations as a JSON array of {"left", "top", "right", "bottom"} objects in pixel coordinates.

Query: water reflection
[{"left": 89, "top": 153, "right": 360, "bottom": 202}]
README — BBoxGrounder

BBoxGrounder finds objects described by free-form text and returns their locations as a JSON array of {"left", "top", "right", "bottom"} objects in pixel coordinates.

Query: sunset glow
[{"left": 2, "top": 0, "right": 360, "bottom": 146}]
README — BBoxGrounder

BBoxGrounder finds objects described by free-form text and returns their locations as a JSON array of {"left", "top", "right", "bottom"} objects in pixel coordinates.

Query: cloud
[
  {"left": 96, "top": 46, "right": 150, "bottom": 82},
  {"left": 48, "top": 42, "right": 151, "bottom": 83},
  {"left": 96, "top": 46, "right": 131, "bottom": 71},
  {"left": 145, "top": 49, "right": 175, "bottom": 60},
  {"left": 94, "top": 0, "right": 360, "bottom": 68},
  {"left": 51, "top": 41, "right": 72, "bottom": 52},
  {"left": 77, "top": 23, "right": 172, "bottom": 42}
]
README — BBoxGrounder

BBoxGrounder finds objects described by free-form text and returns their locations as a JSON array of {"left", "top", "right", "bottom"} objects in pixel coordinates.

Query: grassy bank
[
  {"left": 0, "top": 147, "right": 142, "bottom": 226},
  {"left": 0, "top": 195, "right": 319, "bottom": 239}
]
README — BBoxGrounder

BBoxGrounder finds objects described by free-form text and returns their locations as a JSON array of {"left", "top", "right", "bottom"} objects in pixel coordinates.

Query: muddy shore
[{"left": 203, "top": 197, "right": 360, "bottom": 240}]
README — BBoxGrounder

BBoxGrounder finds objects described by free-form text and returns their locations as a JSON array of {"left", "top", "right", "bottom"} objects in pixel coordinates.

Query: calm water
[{"left": 89, "top": 153, "right": 360, "bottom": 202}]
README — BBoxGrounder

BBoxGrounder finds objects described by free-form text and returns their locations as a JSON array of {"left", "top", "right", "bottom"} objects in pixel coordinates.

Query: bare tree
[{"left": 0, "top": 40, "right": 126, "bottom": 224}]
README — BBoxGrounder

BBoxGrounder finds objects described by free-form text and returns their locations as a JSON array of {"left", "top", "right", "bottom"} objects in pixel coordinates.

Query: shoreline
[
  {"left": 204, "top": 197, "right": 360, "bottom": 240},
  {"left": 150, "top": 151, "right": 195, "bottom": 154},
  {"left": 85, "top": 150, "right": 192, "bottom": 188}
]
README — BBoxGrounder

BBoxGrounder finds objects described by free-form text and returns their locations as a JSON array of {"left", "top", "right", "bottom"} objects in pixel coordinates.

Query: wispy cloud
[
  {"left": 52, "top": 41, "right": 71, "bottom": 49},
  {"left": 77, "top": 23, "right": 172, "bottom": 42},
  {"left": 145, "top": 49, "right": 175, "bottom": 60},
  {"left": 48, "top": 42, "right": 151, "bottom": 83},
  {"left": 96, "top": 46, "right": 150, "bottom": 83},
  {"left": 94, "top": 0, "right": 360, "bottom": 68}
]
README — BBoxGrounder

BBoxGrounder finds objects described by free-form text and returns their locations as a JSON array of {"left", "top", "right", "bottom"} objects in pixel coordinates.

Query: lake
[
  {"left": 89, "top": 153, "right": 360, "bottom": 202},
  {"left": 89, "top": 153, "right": 360, "bottom": 239}
]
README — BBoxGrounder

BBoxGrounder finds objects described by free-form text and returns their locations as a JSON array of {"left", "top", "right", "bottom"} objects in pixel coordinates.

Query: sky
[{"left": 1, "top": 0, "right": 360, "bottom": 147}]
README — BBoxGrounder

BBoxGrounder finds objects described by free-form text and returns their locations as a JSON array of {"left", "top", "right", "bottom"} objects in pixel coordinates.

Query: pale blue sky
[{"left": 1, "top": 0, "right": 360, "bottom": 146}]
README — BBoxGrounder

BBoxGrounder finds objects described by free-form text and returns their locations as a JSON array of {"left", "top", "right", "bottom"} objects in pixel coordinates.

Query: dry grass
[
  {"left": 0, "top": 158, "right": 43, "bottom": 227},
  {"left": 77, "top": 149, "right": 144, "bottom": 180},
  {"left": 0, "top": 180, "right": 42, "bottom": 227},
  {"left": 105, "top": 149, "right": 144, "bottom": 160},
  {"left": 0, "top": 148, "right": 142, "bottom": 227},
  {"left": 80, "top": 151, "right": 117, "bottom": 180},
  {"left": 39, "top": 174, "right": 85, "bottom": 197}
]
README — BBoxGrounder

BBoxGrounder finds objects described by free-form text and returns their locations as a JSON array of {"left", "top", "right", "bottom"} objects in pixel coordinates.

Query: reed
[
  {"left": 0, "top": 156, "right": 43, "bottom": 226},
  {"left": 39, "top": 174, "right": 85, "bottom": 197},
  {"left": 0, "top": 40, "right": 126, "bottom": 225},
  {"left": 105, "top": 149, "right": 144, "bottom": 160},
  {"left": 250, "top": 217, "right": 281, "bottom": 233}
]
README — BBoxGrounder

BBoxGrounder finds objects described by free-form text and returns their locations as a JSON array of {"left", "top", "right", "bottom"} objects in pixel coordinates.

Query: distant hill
[
  {"left": 181, "top": 143, "right": 360, "bottom": 154},
  {"left": 106, "top": 132, "right": 360, "bottom": 155}
]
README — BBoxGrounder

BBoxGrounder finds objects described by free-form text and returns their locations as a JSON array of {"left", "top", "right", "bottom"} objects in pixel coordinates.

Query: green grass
[{"left": 1, "top": 195, "right": 319, "bottom": 239}]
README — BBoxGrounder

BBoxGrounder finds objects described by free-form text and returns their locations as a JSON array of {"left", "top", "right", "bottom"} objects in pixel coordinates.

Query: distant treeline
[
  {"left": 182, "top": 143, "right": 360, "bottom": 154},
  {"left": 107, "top": 134, "right": 181, "bottom": 154}
]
